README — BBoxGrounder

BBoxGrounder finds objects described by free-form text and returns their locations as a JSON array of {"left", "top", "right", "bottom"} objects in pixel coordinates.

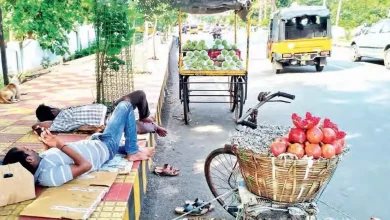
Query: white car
[{"left": 350, "top": 19, "right": 390, "bottom": 69}]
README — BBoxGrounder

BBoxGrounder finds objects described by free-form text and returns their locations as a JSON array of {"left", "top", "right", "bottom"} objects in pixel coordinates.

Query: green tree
[{"left": 1, "top": 0, "right": 91, "bottom": 56}]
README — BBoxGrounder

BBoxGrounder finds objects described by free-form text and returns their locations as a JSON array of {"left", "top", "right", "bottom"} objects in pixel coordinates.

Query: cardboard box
[
  {"left": 21, "top": 171, "right": 117, "bottom": 220},
  {"left": 0, "top": 163, "right": 36, "bottom": 207}
]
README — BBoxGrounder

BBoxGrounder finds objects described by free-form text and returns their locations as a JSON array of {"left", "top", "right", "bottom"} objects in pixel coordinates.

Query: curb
[{"left": 128, "top": 38, "right": 174, "bottom": 220}]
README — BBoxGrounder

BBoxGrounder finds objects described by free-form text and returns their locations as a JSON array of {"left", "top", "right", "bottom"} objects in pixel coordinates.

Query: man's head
[
  {"left": 3, "top": 147, "right": 41, "bottom": 174},
  {"left": 36, "top": 104, "right": 61, "bottom": 121},
  {"left": 216, "top": 23, "right": 219, "bottom": 26}
]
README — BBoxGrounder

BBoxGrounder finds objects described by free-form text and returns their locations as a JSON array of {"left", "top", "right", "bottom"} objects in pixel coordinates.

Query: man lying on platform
[
  {"left": 2, "top": 101, "right": 155, "bottom": 187},
  {"left": 32, "top": 90, "right": 167, "bottom": 137}
]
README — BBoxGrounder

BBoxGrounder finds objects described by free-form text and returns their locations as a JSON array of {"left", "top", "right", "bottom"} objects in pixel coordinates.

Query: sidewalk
[{"left": 0, "top": 37, "right": 173, "bottom": 220}]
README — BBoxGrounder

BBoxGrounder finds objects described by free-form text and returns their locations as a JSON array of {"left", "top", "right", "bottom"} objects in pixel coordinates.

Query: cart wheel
[
  {"left": 229, "top": 76, "right": 236, "bottom": 112},
  {"left": 234, "top": 78, "right": 244, "bottom": 121},
  {"left": 183, "top": 77, "right": 189, "bottom": 125},
  {"left": 205, "top": 147, "right": 240, "bottom": 218},
  {"left": 179, "top": 75, "right": 183, "bottom": 100}
]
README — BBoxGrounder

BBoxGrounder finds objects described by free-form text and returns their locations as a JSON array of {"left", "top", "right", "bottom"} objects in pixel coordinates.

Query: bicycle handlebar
[
  {"left": 237, "top": 91, "right": 295, "bottom": 128},
  {"left": 277, "top": 91, "right": 295, "bottom": 100}
]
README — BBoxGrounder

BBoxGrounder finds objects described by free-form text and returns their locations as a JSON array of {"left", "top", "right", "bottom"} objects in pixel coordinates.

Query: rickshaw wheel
[
  {"left": 315, "top": 64, "right": 324, "bottom": 72},
  {"left": 229, "top": 76, "right": 236, "bottom": 112},
  {"left": 183, "top": 77, "right": 189, "bottom": 124},
  {"left": 272, "top": 60, "right": 282, "bottom": 74},
  {"left": 234, "top": 78, "right": 244, "bottom": 121}
]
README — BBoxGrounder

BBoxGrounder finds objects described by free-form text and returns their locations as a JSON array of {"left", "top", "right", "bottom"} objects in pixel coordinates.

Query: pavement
[
  {"left": 141, "top": 32, "right": 390, "bottom": 220},
  {"left": 0, "top": 37, "right": 172, "bottom": 220}
]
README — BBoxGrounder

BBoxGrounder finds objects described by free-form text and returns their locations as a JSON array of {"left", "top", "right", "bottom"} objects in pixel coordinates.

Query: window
[
  {"left": 380, "top": 21, "right": 390, "bottom": 33},
  {"left": 368, "top": 22, "right": 383, "bottom": 34}
]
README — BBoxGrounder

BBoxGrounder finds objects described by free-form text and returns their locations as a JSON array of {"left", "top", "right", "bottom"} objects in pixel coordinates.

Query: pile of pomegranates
[{"left": 270, "top": 112, "right": 346, "bottom": 159}]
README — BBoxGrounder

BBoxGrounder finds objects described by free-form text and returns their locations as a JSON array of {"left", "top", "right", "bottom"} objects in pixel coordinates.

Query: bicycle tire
[{"left": 204, "top": 147, "right": 240, "bottom": 217}]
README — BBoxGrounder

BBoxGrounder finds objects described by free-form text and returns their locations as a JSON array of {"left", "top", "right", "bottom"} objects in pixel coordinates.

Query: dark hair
[
  {"left": 36, "top": 104, "right": 55, "bottom": 121},
  {"left": 3, "top": 148, "right": 36, "bottom": 174}
]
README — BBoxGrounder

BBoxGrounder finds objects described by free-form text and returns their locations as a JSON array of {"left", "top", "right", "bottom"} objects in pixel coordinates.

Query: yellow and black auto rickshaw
[
  {"left": 267, "top": 6, "right": 332, "bottom": 73},
  {"left": 189, "top": 25, "right": 198, "bottom": 34}
]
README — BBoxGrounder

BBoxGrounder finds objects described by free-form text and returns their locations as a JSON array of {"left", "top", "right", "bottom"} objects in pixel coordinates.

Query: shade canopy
[{"left": 173, "top": 0, "right": 251, "bottom": 21}]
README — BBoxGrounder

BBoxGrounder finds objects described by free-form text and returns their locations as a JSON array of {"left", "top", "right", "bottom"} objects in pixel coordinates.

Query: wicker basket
[{"left": 236, "top": 148, "right": 340, "bottom": 203}]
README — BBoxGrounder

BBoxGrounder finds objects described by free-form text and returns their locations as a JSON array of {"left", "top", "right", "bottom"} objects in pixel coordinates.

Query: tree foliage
[
  {"left": 1, "top": 0, "right": 92, "bottom": 55},
  {"left": 256, "top": 0, "right": 390, "bottom": 29}
]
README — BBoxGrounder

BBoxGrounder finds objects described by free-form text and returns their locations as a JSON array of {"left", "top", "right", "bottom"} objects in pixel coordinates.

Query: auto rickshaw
[
  {"left": 189, "top": 25, "right": 198, "bottom": 34},
  {"left": 266, "top": 6, "right": 332, "bottom": 73}
]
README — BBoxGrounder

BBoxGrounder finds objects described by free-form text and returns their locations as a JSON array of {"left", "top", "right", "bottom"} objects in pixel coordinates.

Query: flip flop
[
  {"left": 175, "top": 203, "right": 214, "bottom": 216},
  {"left": 185, "top": 198, "right": 212, "bottom": 209},
  {"left": 154, "top": 164, "right": 180, "bottom": 176}
]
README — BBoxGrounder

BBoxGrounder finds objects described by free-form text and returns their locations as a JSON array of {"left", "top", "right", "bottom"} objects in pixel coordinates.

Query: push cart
[{"left": 175, "top": 0, "right": 252, "bottom": 124}]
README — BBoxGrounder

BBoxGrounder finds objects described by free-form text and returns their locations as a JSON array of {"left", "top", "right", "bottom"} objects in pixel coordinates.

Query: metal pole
[
  {"left": 0, "top": 7, "right": 9, "bottom": 85},
  {"left": 335, "top": 0, "right": 342, "bottom": 27},
  {"left": 178, "top": 10, "right": 182, "bottom": 73},
  {"left": 234, "top": 12, "right": 237, "bottom": 44}
]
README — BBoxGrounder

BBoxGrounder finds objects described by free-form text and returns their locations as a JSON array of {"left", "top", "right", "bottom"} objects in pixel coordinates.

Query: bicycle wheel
[
  {"left": 234, "top": 78, "right": 244, "bottom": 122},
  {"left": 229, "top": 76, "right": 236, "bottom": 112},
  {"left": 205, "top": 147, "right": 241, "bottom": 217}
]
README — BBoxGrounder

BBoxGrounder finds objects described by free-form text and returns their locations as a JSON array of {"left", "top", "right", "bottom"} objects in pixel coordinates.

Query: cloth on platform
[
  {"left": 50, "top": 104, "right": 107, "bottom": 132},
  {"left": 99, "top": 154, "right": 133, "bottom": 174}
]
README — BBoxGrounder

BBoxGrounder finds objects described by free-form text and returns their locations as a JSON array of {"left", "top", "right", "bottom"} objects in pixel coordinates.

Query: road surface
[{"left": 141, "top": 32, "right": 390, "bottom": 220}]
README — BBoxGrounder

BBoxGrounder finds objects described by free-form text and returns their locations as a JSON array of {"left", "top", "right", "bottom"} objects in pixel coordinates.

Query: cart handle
[{"left": 237, "top": 91, "right": 295, "bottom": 128}]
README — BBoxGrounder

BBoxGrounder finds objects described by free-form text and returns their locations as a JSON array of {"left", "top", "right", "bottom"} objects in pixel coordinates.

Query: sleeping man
[
  {"left": 33, "top": 90, "right": 167, "bottom": 137},
  {"left": 3, "top": 100, "right": 154, "bottom": 186}
]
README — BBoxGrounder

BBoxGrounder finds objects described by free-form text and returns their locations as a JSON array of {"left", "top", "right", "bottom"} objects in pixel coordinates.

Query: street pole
[
  {"left": 335, "top": 0, "right": 342, "bottom": 27},
  {"left": 323, "top": 0, "right": 327, "bottom": 6},
  {"left": 0, "top": 7, "right": 9, "bottom": 85}
]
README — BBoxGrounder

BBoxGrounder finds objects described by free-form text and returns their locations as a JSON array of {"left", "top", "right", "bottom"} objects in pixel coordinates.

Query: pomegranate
[
  {"left": 322, "top": 128, "right": 336, "bottom": 144},
  {"left": 306, "top": 127, "right": 323, "bottom": 144},
  {"left": 288, "top": 128, "right": 306, "bottom": 144},
  {"left": 271, "top": 141, "right": 287, "bottom": 157},
  {"left": 332, "top": 139, "right": 344, "bottom": 155},
  {"left": 304, "top": 142, "right": 322, "bottom": 159},
  {"left": 321, "top": 144, "right": 336, "bottom": 159},
  {"left": 275, "top": 137, "right": 290, "bottom": 147},
  {"left": 287, "top": 143, "right": 305, "bottom": 158}
]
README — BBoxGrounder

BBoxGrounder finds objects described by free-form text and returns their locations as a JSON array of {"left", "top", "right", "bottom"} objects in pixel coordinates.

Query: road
[{"left": 141, "top": 32, "right": 390, "bottom": 220}]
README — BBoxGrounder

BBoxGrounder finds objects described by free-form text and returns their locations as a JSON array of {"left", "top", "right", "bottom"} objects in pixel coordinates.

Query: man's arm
[
  {"left": 32, "top": 121, "right": 53, "bottom": 130},
  {"left": 40, "top": 129, "right": 92, "bottom": 178}
]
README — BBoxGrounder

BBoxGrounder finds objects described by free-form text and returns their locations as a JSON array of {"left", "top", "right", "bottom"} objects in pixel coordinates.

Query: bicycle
[{"left": 203, "top": 91, "right": 323, "bottom": 219}]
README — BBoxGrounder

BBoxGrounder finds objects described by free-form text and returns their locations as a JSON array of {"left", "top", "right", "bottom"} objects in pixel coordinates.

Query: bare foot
[
  {"left": 126, "top": 152, "right": 149, "bottom": 161},
  {"left": 140, "top": 117, "right": 155, "bottom": 124},
  {"left": 139, "top": 147, "right": 155, "bottom": 157},
  {"left": 156, "top": 126, "right": 167, "bottom": 137}
]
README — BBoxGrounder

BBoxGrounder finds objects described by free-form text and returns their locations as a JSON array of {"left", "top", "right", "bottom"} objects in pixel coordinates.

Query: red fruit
[
  {"left": 275, "top": 137, "right": 290, "bottom": 146},
  {"left": 323, "top": 118, "right": 346, "bottom": 140},
  {"left": 332, "top": 139, "right": 344, "bottom": 155},
  {"left": 322, "top": 128, "right": 336, "bottom": 144},
  {"left": 306, "top": 127, "right": 323, "bottom": 144},
  {"left": 271, "top": 141, "right": 287, "bottom": 157},
  {"left": 321, "top": 144, "right": 336, "bottom": 159},
  {"left": 288, "top": 128, "right": 306, "bottom": 143},
  {"left": 292, "top": 112, "right": 321, "bottom": 130},
  {"left": 287, "top": 143, "right": 305, "bottom": 158},
  {"left": 304, "top": 142, "right": 322, "bottom": 159}
]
